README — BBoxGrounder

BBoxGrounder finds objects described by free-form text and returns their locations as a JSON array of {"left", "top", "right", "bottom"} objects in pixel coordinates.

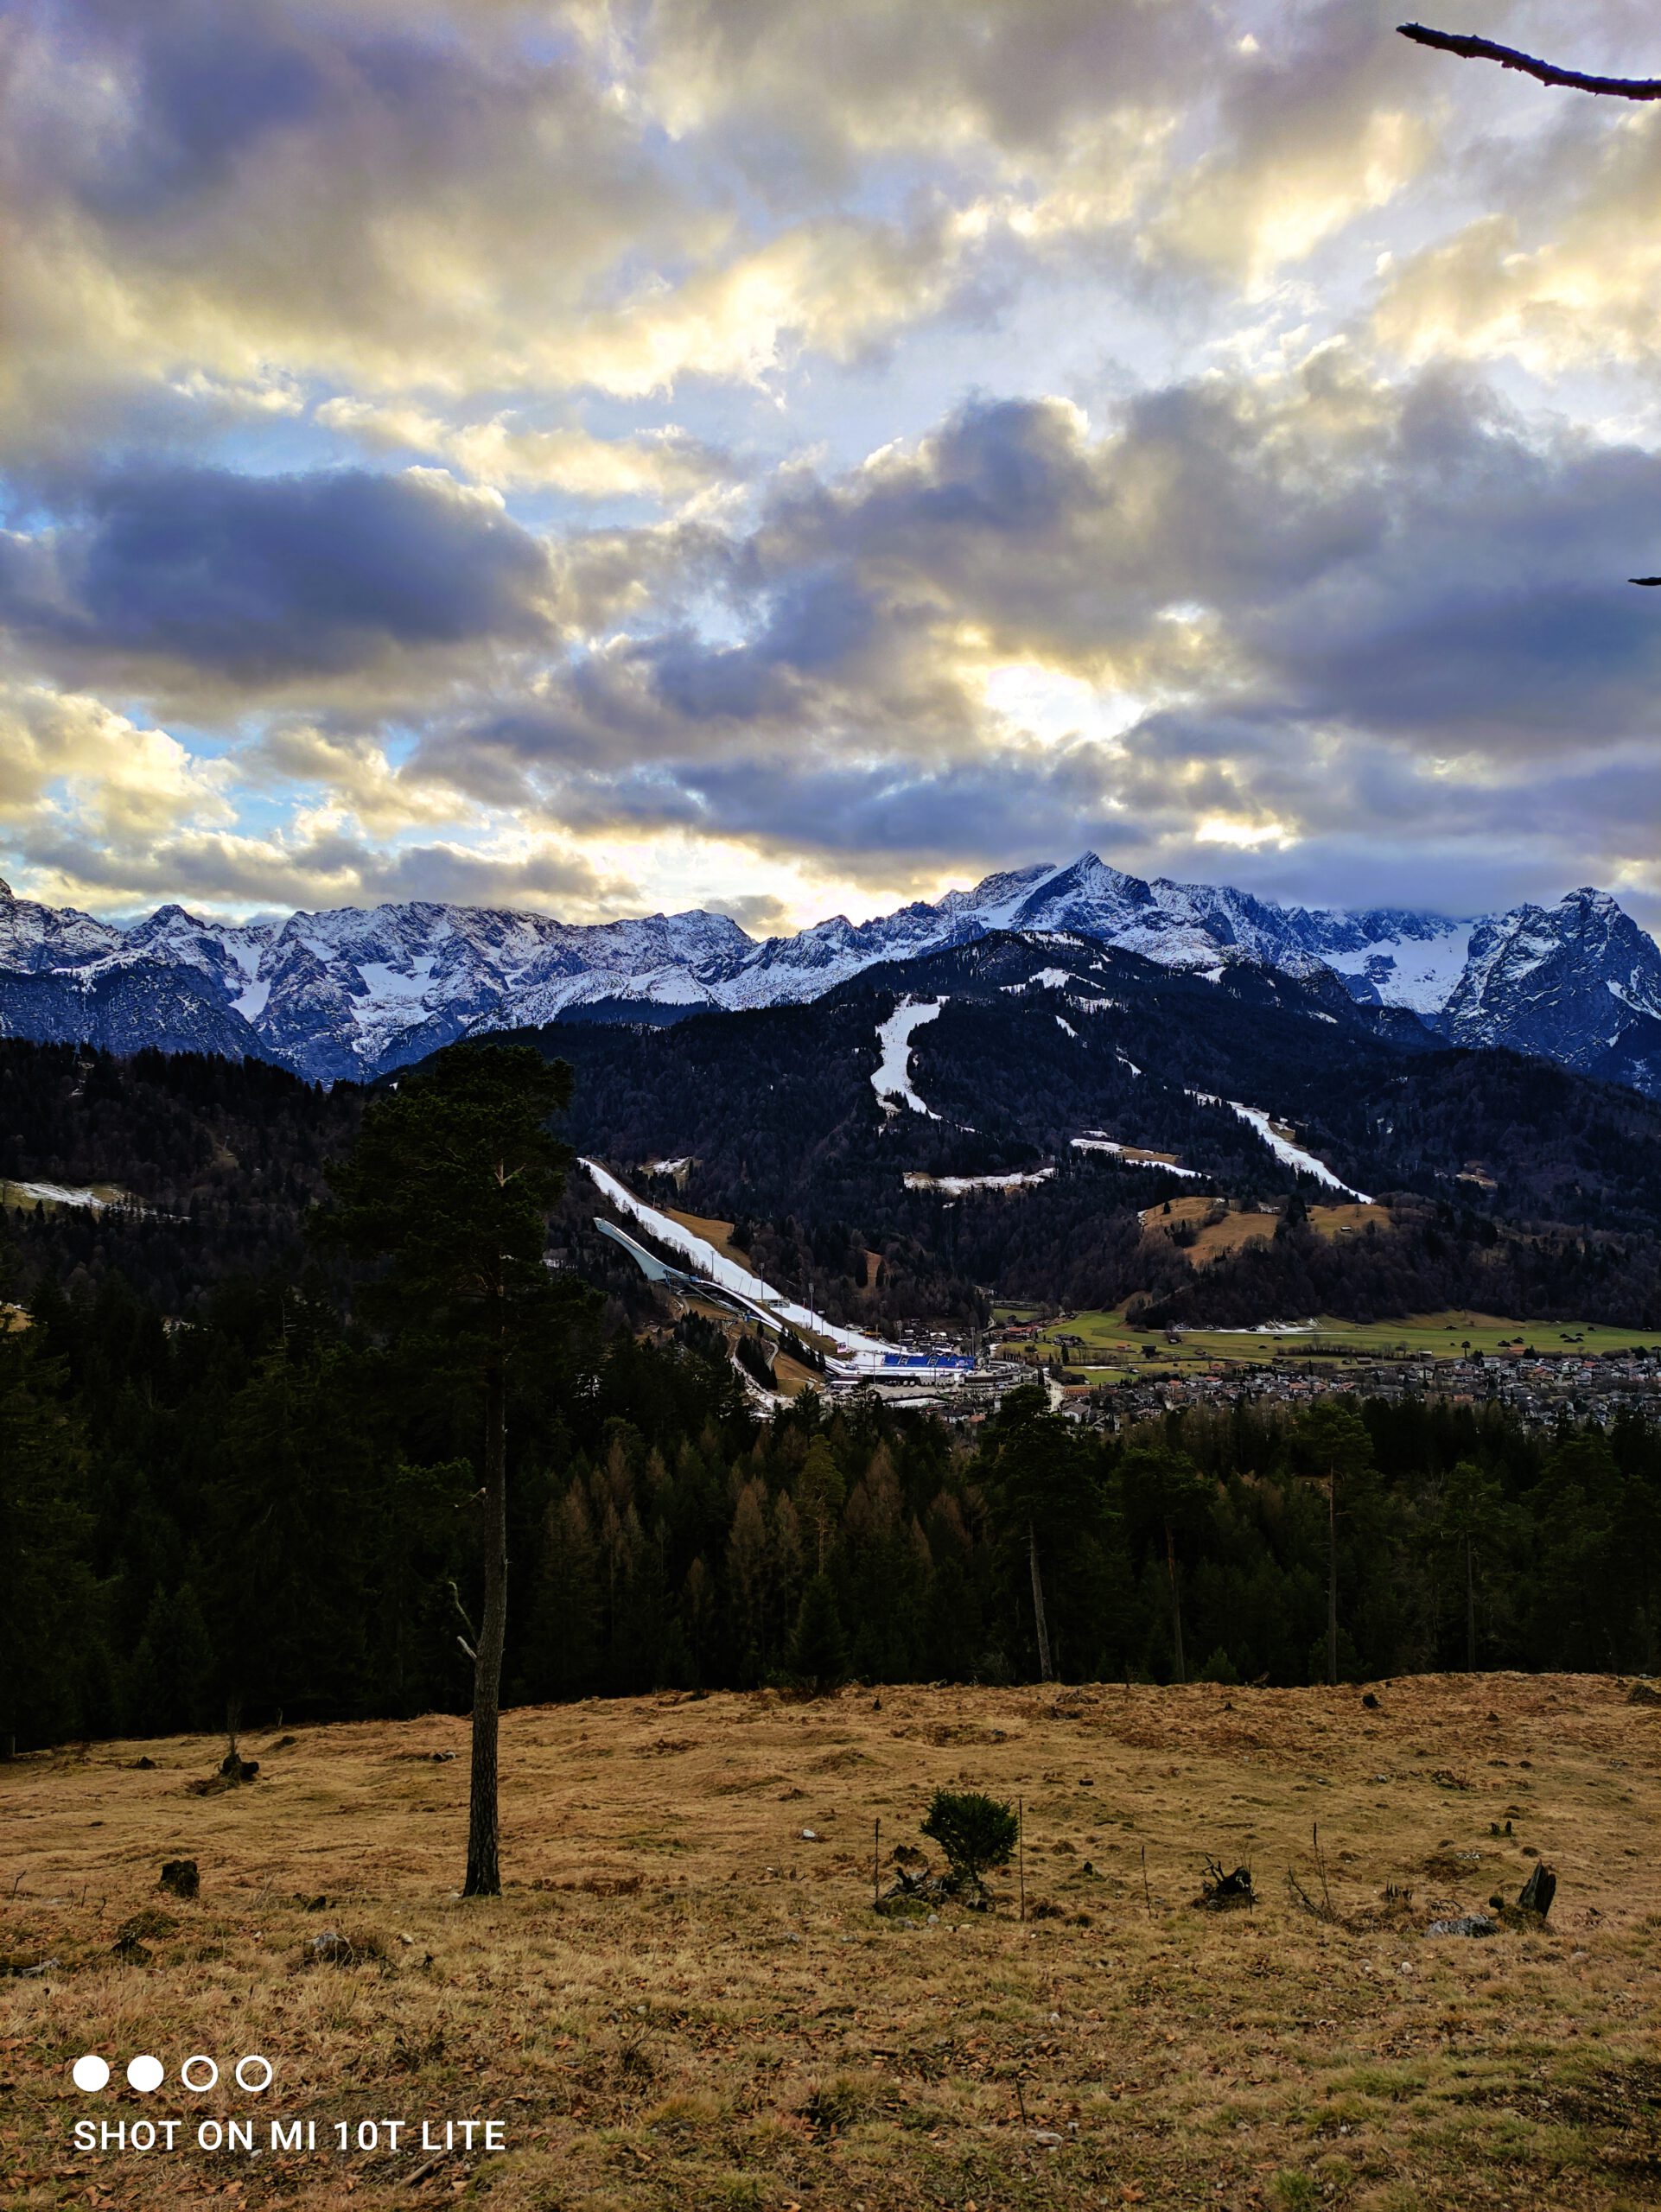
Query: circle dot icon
[
  {"left": 73, "top": 2055, "right": 110, "bottom": 2093},
  {"left": 126, "top": 2055, "right": 164, "bottom": 2094}
]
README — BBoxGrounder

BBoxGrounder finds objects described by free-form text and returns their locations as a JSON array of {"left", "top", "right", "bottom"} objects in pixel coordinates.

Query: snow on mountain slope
[
  {"left": 1223, "top": 1103, "right": 1371, "bottom": 1203},
  {"left": 1318, "top": 925, "right": 1473, "bottom": 1015},
  {"left": 871, "top": 1000, "right": 944, "bottom": 1117},
  {"left": 1070, "top": 1135, "right": 1203, "bottom": 1178},
  {"left": 0, "top": 889, "right": 124, "bottom": 972},
  {"left": 1, "top": 861, "right": 1657, "bottom": 1094},
  {"left": 1440, "top": 888, "right": 1661, "bottom": 1095},
  {"left": 903, "top": 1166, "right": 1054, "bottom": 1193}
]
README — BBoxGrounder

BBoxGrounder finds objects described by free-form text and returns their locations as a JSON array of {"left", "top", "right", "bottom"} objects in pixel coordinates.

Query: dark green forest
[
  {"left": 4, "top": 1027, "right": 1661, "bottom": 1758},
  {"left": 4, "top": 1252, "right": 1658, "bottom": 1753}
]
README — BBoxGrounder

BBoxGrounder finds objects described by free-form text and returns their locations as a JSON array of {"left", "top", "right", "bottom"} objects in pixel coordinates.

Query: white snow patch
[
  {"left": 581, "top": 1159, "right": 892, "bottom": 1356},
  {"left": 7, "top": 1179, "right": 121, "bottom": 1209},
  {"left": 355, "top": 957, "right": 436, "bottom": 1004},
  {"left": 1056, "top": 1014, "right": 1078, "bottom": 1039},
  {"left": 872, "top": 998, "right": 943, "bottom": 1118},
  {"left": 1325, "top": 925, "right": 1472, "bottom": 1014},
  {"left": 232, "top": 980, "right": 271, "bottom": 1021},
  {"left": 646, "top": 1156, "right": 691, "bottom": 1175},
  {"left": 904, "top": 1167, "right": 1054, "bottom": 1195},
  {"left": 1070, "top": 1135, "right": 1203, "bottom": 1178},
  {"left": 1118, "top": 1052, "right": 1142, "bottom": 1077},
  {"left": 1207, "top": 1319, "right": 1320, "bottom": 1336},
  {"left": 1225, "top": 1102, "right": 1371, "bottom": 1202},
  {"left": 730, "top": 1351, "right": 789, "bottom": 1411}
]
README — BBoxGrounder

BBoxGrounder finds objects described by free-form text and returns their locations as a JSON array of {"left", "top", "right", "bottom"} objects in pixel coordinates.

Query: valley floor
[
  {"left": 1002, "top": 1306, "right": 1661, "bottom": 1377},
  {"left": 3, "top": 1677, "right": 1658, "bottom": 2211}
]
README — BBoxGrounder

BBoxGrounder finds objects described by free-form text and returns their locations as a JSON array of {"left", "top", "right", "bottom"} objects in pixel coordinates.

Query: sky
[{"left": 5, "top": 1, "right": 1661, "bottom": 937}]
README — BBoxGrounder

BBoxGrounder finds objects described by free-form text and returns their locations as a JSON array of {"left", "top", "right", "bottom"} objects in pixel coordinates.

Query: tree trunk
[
  {"left": 1327, "top": 1471, "right": 1339, "bottom": 1688},
  {"left": 464, "top": 1362, "right": 507, "bottom": 1897},
  {"left": 1465, "top": 1533, "right": 1476, "bottom": 1673},
  {"left": 1028, "top": 1521, "right": 1053, "bottom": 1682},
  {"left": 1164, "top": 1522, "right": 1186, "bottom": 1685}
]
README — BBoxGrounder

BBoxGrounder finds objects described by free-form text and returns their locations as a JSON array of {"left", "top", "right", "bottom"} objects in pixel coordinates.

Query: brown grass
[
  {"left": 1142, "top": 1198, "right": 1394, "bottom": 1268},
  {"left": 3, "top": 1675, "right": 1659, "bottom": 2210}
]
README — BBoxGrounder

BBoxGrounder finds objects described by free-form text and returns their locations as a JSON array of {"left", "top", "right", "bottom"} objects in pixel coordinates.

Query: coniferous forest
[
  {"left": 5, "top": 1250, "right": 1661, "bottom": 1754},
  {"left": 3, "top": 1030, "right": 1661, "bottom": 1756}
]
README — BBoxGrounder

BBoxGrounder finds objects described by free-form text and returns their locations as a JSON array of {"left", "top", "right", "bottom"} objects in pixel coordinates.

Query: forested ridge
[
  {"left": 4, "top": 1257, "right": 1660, "bottom": 1752},
  {"left": 0, "top": 1039, "right": 360, "bottom": 1308},
  {"left": 13, "top": 988, "right": 1661, "bottom": 1331}
]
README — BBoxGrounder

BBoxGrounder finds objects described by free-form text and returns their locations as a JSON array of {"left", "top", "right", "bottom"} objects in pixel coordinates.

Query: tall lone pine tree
[{"left": 315, "top": 1043, "right": 572, "bottom": 1897}]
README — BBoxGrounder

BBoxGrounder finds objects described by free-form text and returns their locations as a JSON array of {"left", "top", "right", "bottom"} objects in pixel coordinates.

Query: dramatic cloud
[
  {"left": 3, "top": 2, "right": 1661, "bottom": 926},
  {"left": 0, "top": 467, "right": 557, "bottom": 690},
  {"left": 405, "top": 363, "right": 1661, "bottom": 906}
]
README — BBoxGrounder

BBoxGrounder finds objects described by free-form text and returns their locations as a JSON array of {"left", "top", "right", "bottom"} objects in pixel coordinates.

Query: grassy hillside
[{"left": 3, "top": 1678, "right": 1658, "bottom": 2209}]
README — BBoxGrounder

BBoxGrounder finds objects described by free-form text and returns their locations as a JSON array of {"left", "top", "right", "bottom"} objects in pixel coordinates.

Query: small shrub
[
  {"left": 920, "top": 1789, "right": 1018, "bottom": 1903},
  {"left": 799, "top": 2074, "right": 876, "bottom": 2135}
]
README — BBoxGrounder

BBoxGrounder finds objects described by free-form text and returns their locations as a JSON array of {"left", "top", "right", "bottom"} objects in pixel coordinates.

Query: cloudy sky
[{"left": 5, "top": 0, "right": 1661, "bottom": 935}]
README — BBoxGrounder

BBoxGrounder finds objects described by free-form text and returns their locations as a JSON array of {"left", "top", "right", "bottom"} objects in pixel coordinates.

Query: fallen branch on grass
[{"left": 1285, "top": 1866, "right": 1343, "bottom": 1924}]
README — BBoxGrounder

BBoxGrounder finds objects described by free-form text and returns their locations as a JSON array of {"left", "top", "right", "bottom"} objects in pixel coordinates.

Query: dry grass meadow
[
  {"left": 1135, "top": 1199, "right": 1394, "bottom": 1271},
  {"left": 3, "top": 1675, "right": 1658, "bottom": 2211}
]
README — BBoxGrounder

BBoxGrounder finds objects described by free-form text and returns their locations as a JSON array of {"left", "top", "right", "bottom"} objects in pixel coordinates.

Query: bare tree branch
[
  {"left": 1398, "top": 24, "right": 1661, "bottom": 100},
  {"left": 1402, "top": 33, "right": 1661, "bottom": 582}
]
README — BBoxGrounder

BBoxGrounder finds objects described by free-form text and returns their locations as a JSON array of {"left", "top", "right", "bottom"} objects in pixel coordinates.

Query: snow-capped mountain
[
  {"left": 1441, "top": 887, "right": 1661, "bottom": 1096},
  {"left": 0, "top": 858, "right": 1654, "bottom": 1093}
]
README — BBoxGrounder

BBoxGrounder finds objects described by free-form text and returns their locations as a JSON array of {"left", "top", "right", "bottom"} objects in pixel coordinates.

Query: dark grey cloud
[
  {"left": 54, "top": 0, "right": 330, "bottom": 219},
  {"left": 0, "top": 467, "right": 554, "bottom": 683},
  {"left": 379, "top": 361, "right": 1661, "bottom": 899}
]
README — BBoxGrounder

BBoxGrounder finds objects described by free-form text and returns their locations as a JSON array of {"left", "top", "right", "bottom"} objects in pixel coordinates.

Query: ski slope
[
  {"left": 1226, "top": 1103, "right": 1370, "bottom": 1202},
  {"left": 871, "top": 1000, "right": 943, "bottom": 1117}
]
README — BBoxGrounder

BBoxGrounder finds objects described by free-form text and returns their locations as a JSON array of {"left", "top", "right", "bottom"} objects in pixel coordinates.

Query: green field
[{"left": 993, "top": 1306, "right": 1660, "bottom": 1380}]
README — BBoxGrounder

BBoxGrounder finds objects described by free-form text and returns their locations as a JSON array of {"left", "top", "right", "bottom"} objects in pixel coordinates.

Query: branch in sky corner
[{"left": 1397, "top": 23, "right": 1661, "bottom": 99}]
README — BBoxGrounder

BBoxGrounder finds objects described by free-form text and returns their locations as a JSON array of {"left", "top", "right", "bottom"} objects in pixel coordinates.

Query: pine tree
[
  {"left": 313, "top": 1043, "right": 572, "bottom": 1897},
  {"left": 1291, "top": 1402, "right": 1376, "bottom": 1687},
  {"left": 1117, "top": 1438, "right": 1211, "bottom": 1684},
  {"left": 789, "top": 1573, "right": 848, "bottom": 1691},
  {"left": 0, "top": 1331, "right": 98, "bottom": 1752}
]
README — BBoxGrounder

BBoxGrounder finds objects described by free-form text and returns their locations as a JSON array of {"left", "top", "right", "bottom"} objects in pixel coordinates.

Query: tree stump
[{"left": 1518, "top": 1862, "right": 1556, "bottom": 1918}]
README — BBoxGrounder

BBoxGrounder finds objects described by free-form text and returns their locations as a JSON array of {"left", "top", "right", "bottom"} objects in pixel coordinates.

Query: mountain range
[{"left": 3, "top": 857, "right": 1660, "bottom": 1095}]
